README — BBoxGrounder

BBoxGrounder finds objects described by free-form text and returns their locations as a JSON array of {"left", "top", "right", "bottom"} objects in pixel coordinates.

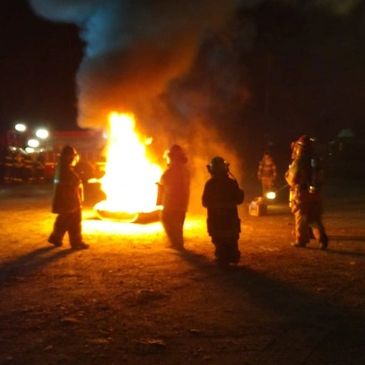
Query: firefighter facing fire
[
  {"left": 285, "top": 135, "right": 328, "bottom": 250},
  {"left": 158, "top": 145, "right": 190, "bottom": 250},
  {"left": 202, "top": 156, "right": 244, "bottom": 265},
  {"left": 257, "top": 152, "right": 277, "bottom": 197},
  {"left": 48, "top": 145, "right": 89, "bottom": 250}
]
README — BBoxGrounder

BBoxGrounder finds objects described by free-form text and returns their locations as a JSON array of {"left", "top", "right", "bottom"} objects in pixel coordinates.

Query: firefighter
[
  {"left": 158, "top": 144, "right": 190, "bottom": 250},
  {"left": 285, "top": 135, "right": 328, "bottom": 250},
  {"left": 202, "top": 156, "right": 244, "bottom": 265},
  {"left": 257, "top": 152, "right": 277, "bottom": 197},
  {"left": 48, "top": 145, "right": 89, "bottom": 249}
]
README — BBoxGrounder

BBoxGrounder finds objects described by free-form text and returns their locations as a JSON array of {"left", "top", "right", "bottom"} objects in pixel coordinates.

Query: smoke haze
[{"left": 28, "top": 0, "right": 244, "bottom": 131}]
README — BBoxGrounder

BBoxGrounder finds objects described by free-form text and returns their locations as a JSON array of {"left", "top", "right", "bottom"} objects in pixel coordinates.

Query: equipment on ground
[{"left": 249, "top": 197, "right": 267, "bottom": 216}]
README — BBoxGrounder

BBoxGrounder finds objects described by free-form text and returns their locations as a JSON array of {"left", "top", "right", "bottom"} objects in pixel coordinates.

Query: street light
[
  {"left": 35, "top": 128, "right": 49, "bottom": 140},
  {"left": 15, "top": 123, "right": 27, "bottom": 132},
  {"left": 28, "top": 138, "right": 40, "bottom": 148}
]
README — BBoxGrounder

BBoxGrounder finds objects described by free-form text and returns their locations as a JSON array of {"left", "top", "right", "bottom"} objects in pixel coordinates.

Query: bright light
[
  {"left": 82, "top": 215, "right": 202, "bottom": 239},
  {"left": 25, "top": 147, "right": 35, "bottom": 153},
  {"left": 266, "top": 191, "right": 276, "bottom": 200},
  {"left": 15, "top": 123, "right": 27, "bottom": 132},
  {"left": 27, "top": 139, "right": 40, "bottom": 148},
  {"left": 94, "top": 112, "right": 162, "bottom": 214},
  {"left": 35, "top": 128, "right": 49, "bottom": 139},
  {"left": 83, "top": 219, "right": 163, "bottom": 236}
]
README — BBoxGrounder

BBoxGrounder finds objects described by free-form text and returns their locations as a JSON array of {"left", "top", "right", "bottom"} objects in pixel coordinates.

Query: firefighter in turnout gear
[
  {"left": 202, "top": 156, "right": 244, "bottom": 265},
  {"left": 285, "top": 135, "right": 328, "bottom": 250},
  {"left": 48, "top": 145, "right": 89, "bottom": 250},
  {"left": 158, "top": 145, "right": 190, "bottom": 250},
  {"left": 257, "top": 152, "right": 277, "bottom": 197}
]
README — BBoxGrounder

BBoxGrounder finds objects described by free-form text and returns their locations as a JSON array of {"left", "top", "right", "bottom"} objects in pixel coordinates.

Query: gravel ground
[{"left": 0, "top": 181, "right": 365, "bottom": 365}]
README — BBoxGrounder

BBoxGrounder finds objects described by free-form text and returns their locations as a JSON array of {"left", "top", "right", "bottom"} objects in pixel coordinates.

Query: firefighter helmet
[
  {"left": 60, "top": 145, "right": 78, "bottom": 164},
  {"left": 165, "top": 144, "right": 187, "bottom": 163},
  {"left": 207, "top": 156, "right": 229, "bottom": 175},
  {"left": 61, "top": 145, "right": 77, "bottom": 157},
  {"left": 296, "top": 135, "right": 312, "bottom": 147}
]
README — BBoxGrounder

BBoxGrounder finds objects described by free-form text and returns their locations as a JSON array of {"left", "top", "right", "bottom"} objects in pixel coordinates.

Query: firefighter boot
[
  {"left": 319, "top": 235, "right": 329, "bottom": 250},
  {"left": 48, "top": 234, "right": 62, "bottom": 247},
  {"left": 71, "top": 242, "right": 89, "bottom": 250}
]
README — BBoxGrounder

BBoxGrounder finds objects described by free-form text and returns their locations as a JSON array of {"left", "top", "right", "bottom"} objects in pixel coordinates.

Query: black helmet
[
  {"left": 164, "top": 144, "right": 187, "bottom": 163},
  {"left": 295, "top": 135, "right": 315, "bottom": 156},
  {"left": 60, "top": 145, "right": 78, "bottom": 164},
  {"left": 61, "top": 145, "right": 77, "bottom": 157},
  {"left": 207, "top": 156, "right": 229, "bottom": 175}
]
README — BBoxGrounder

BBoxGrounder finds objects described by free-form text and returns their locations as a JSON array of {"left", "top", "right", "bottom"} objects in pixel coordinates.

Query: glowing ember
[{"left": 94, "top": 112, "right": 162, "bottom": 216}]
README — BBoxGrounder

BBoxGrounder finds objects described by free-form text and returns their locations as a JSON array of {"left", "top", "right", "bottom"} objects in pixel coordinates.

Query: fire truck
[{"left": 0, "top": 129, "right": 106, "bottom": 183}]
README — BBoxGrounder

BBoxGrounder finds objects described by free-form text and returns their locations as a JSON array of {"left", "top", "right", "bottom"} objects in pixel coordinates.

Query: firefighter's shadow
[
  {"left": 0, "top": 246, "right": 75, "bottom": 289},
  {"left": 226, "top": 266, "right": 333, "bottom": 317},
  {"left": 178, "top": 249, "right": 362, "bottom": 327},
  {"left": 177, "top": 249, "right": 213, "bottom": 269}
]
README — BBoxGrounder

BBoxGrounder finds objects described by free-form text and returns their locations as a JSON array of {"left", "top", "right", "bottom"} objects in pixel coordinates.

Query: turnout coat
[
  {"left": 202, "top": 175, "right": 244, "bottom": 238},
  {"left": 52, "top": 163, "right": 83, "bottom": 214}
]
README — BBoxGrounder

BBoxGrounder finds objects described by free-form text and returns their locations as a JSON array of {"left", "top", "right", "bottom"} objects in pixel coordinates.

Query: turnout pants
[
  {"left": 161, "top": 209, "right": 186, "bottom": 249},
  {"left": 50, "top": 210, "right": 83, "bottom": 246},
  {"left": 294, "top": 201, "right": 328, "bottom": 245}
]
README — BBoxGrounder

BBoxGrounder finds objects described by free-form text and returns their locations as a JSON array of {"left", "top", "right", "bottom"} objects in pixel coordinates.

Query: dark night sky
[
  {"left": 1, "top": 0, "right": 365, "bottom": 147},
  {"left": 0, "top": 0, "right": 82, "bottom": 132}
]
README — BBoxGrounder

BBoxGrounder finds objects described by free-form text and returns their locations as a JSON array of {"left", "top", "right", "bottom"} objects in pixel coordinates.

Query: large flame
[{"left": 95, "top": 112, "right": 162, "bottom": 214}]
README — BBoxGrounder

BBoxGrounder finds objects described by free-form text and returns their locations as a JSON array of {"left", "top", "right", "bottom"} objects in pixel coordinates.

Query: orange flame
[{"left": 95, "top": 112, "right": 162, "bottom": 214}]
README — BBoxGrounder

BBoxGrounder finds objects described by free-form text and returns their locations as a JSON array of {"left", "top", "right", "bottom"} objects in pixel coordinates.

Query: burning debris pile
[{"left": 94, "top": 112, "right": 162, "bottom": 222}]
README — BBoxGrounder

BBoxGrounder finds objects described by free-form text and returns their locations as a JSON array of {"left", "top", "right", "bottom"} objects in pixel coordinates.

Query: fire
[{"left": 94, "top": 112, "right": 162, "bottom": 216}]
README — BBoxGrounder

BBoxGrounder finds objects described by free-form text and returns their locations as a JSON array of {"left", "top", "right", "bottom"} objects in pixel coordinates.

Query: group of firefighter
[
  {"left": 48, "top": 134, "right": 328, "bottom": 264},
  {"left": 0, "top": 149, "right": 47, "bottom": 183}
]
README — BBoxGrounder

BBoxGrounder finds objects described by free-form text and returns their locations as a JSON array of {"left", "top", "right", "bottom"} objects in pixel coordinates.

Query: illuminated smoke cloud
[
  {"left": 28, "top": 0, "right": 246, "bottom": 129},
  {"left": 27, "top": 0, "right": 357, "bottom": 131}
]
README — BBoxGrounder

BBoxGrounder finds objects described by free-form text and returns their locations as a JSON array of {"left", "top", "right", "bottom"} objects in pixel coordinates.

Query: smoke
[
  {"left": 27, "top": 0, "right": 359, "bottom": 132},
  {"left": 28, "top": 0, "right": 246, "bottom": 131}
]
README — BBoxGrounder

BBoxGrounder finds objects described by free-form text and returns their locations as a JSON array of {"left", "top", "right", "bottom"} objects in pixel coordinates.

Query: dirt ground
[{"left": 1, "top": 180, "right": 365, "bottom": 365}]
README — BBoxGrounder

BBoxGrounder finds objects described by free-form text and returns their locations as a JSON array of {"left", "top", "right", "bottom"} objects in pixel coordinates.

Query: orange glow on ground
[
  {"left": 94, "top": 112, "right": 162, "bottom": 215},
  {"left": 83, "top": 219, "right": 163, "bottom": 236},
  {"left": 82, "top": 214, "right": 205, "bottom": 238}
]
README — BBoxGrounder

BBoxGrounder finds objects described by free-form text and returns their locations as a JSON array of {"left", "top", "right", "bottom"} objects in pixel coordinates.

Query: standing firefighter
[
  {"left": 158, "top": 145, "right": 190, "bottom": 250},
  {"left": 202, "top": 156, "right": 244, "bottom": 265},
  {"left": 257, "top": 152, "right": 277, "bottom": 197},
  {"left": 285, "top": 135, "right": 328, "bottom": 249},
  {"left": 48, "top": 145, "right": 89, "bottom": 250}
]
